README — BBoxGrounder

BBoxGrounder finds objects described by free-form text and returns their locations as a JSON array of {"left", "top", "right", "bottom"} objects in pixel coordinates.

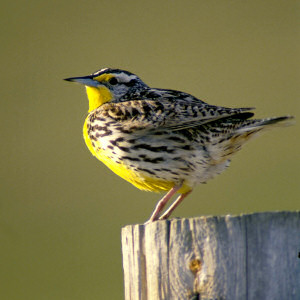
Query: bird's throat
[{"left": 85, "top": 86, "right": 113, "bottom": 112}]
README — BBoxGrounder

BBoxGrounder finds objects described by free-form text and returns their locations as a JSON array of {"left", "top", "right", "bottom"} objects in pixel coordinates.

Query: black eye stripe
[
  {"left": 108, "top": 77, "right": 137, "bottom": 87},
  {"left": 124, "top": 79, "right": 137, "bottom": 87}
]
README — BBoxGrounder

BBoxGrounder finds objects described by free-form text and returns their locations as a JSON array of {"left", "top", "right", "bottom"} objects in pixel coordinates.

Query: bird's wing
[{"left": 98, "top": 98, "right": 255, "bottom": 132}]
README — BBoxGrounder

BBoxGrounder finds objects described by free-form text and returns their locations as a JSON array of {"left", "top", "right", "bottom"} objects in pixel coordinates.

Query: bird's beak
[{"left": 64, "top": 75, "right": 99, "bottom": 88}]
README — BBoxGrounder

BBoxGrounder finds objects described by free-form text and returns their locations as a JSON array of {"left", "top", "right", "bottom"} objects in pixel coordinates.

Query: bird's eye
[{"left": 109, "top": 77, "right": 118, "bottom": 85}]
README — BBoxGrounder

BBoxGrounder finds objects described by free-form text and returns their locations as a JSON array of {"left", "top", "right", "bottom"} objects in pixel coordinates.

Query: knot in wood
[{"left": 189, "top": 258, "right": 202, "bottom": 275}]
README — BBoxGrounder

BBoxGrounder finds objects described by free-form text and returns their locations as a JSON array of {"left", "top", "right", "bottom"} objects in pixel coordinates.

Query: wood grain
[{"left": 122, "top": 212, "right": 300, "bottom": 300}]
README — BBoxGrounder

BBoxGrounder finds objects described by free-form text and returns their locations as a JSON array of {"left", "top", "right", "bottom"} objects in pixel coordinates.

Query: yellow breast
[{"left": 82, "top": 118, "right": 191, "bottom": 193}]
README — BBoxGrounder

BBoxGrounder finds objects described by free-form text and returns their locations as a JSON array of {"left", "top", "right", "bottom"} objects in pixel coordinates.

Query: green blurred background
[{"left": 1, "top": 0, "right": 299, "bottom": 299}]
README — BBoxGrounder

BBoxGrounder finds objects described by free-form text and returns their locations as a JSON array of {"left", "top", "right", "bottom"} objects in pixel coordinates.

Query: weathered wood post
[{"left": 122, "top": 211, "right": 300, "bottom": 300}]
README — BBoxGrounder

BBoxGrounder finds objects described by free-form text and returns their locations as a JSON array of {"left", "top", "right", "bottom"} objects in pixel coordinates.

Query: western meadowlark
[{"left": 65, "top": 68, "right": 293, "bottom": 222}]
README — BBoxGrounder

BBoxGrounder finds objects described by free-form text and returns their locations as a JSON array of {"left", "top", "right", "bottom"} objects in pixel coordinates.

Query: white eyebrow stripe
[{"left": 117, "top": 73, "right": 137, "bottom": 82}]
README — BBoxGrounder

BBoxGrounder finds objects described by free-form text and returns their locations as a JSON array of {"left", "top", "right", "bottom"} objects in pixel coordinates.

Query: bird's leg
[
  {"left": 147, "top": 186, "right": 181, "bottom": 222},
  {"left": 158, "top": 190, "right": 192, "bottom": 220}
]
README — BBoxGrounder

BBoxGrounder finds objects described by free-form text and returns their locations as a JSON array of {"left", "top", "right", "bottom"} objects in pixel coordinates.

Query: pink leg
[
  {"left": 147, "top": 186, "right": 181, "bottom": 222},
  {"left": 158, "top": 190, "right": 192, "bottom": 220}
]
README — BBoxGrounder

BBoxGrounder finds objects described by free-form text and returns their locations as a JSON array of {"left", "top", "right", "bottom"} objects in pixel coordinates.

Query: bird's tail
[
  {"left": 208, "top": 115, "right": 294, "bottom": 163},
  {"left": 236, "top": 115, "right": 294, "bottom": 134}
]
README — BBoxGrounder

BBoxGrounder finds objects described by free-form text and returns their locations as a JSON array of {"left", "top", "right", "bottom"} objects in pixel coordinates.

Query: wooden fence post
[{"left": 122, "top": 211, "right": 300, "bottom": 300}]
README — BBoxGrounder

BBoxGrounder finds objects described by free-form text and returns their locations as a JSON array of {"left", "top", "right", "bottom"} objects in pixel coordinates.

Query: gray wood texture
[{"left": 122, "top": 212, "right": 300, "bottom": 300}]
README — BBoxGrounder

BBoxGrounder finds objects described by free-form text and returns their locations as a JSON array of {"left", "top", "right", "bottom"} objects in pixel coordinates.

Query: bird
[{"left": 64, "top": 68, "right": 293, "bottom": 222}]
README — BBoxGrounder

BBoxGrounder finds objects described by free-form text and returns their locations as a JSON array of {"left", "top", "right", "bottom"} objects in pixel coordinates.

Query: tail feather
[
  {"left": 207, "top": 115, "right": 294, "bottom": 163},
  {"left": 257, "top": 115, "right": 294, "bottom": 127},
  {"left": 237, "top": 115, "right": 294, "bottom": 133}
]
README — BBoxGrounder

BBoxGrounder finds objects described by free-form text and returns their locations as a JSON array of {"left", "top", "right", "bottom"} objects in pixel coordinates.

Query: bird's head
[{"left": 64, "top": 68, "right": 149, "bottom": 112}]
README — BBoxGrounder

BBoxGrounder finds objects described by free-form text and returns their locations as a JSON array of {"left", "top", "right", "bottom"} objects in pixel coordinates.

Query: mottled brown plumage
[{"left": 65, "top": 68, "right": 293, "bottom": 221}]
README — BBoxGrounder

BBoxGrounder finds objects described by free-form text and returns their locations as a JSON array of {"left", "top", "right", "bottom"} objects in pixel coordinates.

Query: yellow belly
[{"left": 83, "top": 119, "right": 191, "bottom": 193}]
